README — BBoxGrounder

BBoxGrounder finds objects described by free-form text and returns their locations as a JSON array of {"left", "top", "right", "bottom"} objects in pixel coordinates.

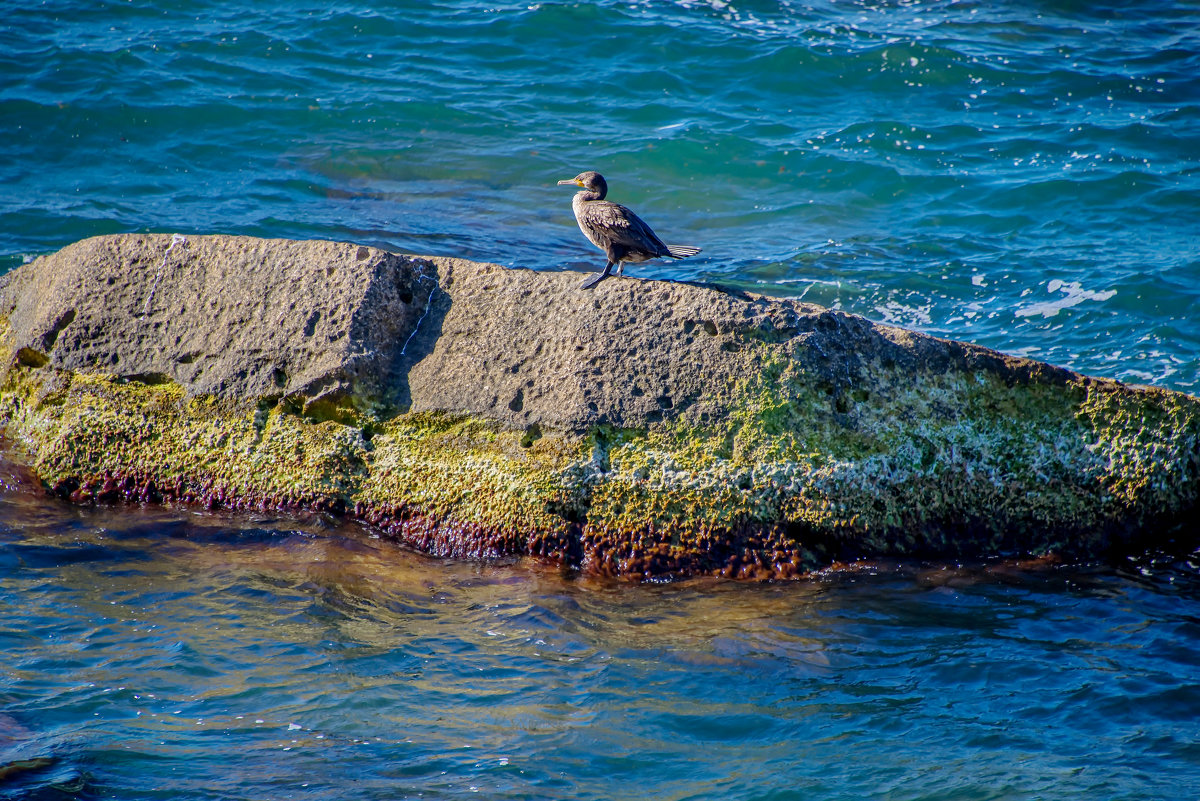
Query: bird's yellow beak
[{"left": 557, "top": 178, "right": 582, "bottom": 187}]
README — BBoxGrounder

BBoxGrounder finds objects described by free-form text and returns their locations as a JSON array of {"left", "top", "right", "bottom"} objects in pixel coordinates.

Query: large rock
[{"left": 1, "top": 233, "right": 1197, "bottom": 578}]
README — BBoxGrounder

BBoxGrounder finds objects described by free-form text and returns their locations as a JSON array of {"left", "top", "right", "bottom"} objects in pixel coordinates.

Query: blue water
[
  {"left": 2, "top": 0, "right": 1199, "bottom": 391},
  {"left": 3, "top": 2, "right": 1200, "bottom": 798},
  {"left": 2, "top": 457, "right": 1199, "bottom": 801}
]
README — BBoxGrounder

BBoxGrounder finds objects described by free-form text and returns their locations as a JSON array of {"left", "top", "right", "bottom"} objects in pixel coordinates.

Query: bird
[{"left": 557, "top": 171, "right": 701, "bottom": 289}]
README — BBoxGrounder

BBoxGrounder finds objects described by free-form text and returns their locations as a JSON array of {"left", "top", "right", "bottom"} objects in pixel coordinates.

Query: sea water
[
  {"left": 1, "top": 2, "right": 1199, "bottom": 798},
  {"left": 3, "top": 0, "right": 1198, "bottom": 392},
  {"left": 1, "top": 458, "right": 1198, "bottom": 800}
]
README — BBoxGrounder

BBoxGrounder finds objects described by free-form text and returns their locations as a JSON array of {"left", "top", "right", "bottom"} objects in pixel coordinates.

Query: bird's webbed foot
[{"left": 580, "top": 263, "right": 613, "bottom": 290}]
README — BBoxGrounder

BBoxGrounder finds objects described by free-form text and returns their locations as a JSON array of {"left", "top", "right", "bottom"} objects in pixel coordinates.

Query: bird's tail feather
[{"left": 666, "top": 244, "right": 702, "bottom": 259}]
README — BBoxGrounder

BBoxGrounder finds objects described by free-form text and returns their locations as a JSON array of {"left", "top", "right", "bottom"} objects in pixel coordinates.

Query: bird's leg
[
  {"left": 580, "top": 261, "right": 613, "bottom": 290},
  {"left": 614, "top": 261, "right": 625, "bottom": 275}
]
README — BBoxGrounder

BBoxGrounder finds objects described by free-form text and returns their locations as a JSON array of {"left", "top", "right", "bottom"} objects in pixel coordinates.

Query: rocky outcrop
[{"left": 1, "top": 233, "right": 1197, "bottom": 578}]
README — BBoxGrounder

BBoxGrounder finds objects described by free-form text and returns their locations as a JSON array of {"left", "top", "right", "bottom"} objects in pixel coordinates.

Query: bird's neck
[{"left": 576, "top": 189, "right": 605, "bottom": 202}]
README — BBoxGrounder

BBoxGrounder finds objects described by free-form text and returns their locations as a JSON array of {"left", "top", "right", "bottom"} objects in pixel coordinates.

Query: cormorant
[{"left": 557, "top": 171, "right": 701, "bottom": 289}]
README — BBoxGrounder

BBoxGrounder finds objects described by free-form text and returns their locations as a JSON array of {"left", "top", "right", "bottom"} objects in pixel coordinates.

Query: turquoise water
[
  {"left": 2, "top": 0, "right": 1199, "bottom": 391},
  {"left": 3, "top": 2, "right": 1200, "bottom": 798}
]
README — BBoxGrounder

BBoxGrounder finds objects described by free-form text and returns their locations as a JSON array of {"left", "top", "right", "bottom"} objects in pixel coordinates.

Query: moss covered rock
[{"left": 1, "top": 234, "right": 1196, "bottom": 578}]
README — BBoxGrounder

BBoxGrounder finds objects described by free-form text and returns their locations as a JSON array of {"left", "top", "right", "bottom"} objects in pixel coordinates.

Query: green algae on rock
[{"left": 1, "top": 234, "right": 1197, "bottom": 578}]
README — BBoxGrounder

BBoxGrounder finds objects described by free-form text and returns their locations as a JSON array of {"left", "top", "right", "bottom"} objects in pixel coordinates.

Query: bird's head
[{"left": 557, "top": 171, "right": 607, "bottom": 199}]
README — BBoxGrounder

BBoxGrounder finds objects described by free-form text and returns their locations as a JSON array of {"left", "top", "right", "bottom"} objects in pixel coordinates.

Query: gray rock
[
  {"left": 0, "top": 234, "right": 439, "bottom": 407},
  {"left": 0, "top": 233, "right": 1070, "bottom": 428}
]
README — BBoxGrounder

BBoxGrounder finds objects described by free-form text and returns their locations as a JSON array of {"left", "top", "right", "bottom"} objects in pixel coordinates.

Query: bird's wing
[{"left": 579, "top": 201, "right": 670, "bottom": 255}]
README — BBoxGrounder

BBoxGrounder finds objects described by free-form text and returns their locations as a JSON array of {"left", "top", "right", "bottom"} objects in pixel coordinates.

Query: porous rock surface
[
  {"left": 1, "top": 234, "right": 1197, "bottom": 578},
  {"left": 0, "top": 234, "right": 437, "bottom": 404}
]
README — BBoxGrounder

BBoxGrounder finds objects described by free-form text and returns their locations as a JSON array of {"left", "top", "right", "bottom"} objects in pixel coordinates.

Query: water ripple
[{"left": 1, "top": 475, "right": 1198, "bottom": 799}]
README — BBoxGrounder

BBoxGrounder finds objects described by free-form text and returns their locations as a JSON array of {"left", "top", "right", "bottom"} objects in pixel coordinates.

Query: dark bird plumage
[{"left": 557, "top": 171, "right": 701, "bottom": 289}]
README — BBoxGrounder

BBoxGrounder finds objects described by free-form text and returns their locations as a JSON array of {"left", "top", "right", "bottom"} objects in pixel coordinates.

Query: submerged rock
[{"left": 1, "top": 233, "right": 1197, "bottom": 578}]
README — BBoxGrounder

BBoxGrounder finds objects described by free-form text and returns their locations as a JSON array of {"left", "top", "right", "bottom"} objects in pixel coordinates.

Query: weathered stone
[
  {"left": 0, "top": 234, "right": 441, "bottom": 409},
  {"left": 1, "top": 233, "right": 1197, "bottom": 578}
]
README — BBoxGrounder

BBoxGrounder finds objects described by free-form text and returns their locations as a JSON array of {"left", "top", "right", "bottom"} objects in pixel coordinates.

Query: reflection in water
[{"left": 1, "top": 449, "right": 1199, "bottom": 800}]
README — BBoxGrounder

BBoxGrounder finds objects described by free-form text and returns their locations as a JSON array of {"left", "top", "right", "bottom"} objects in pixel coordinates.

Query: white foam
[
  {"left": 1015, "top": 280, "right": 1116, "bottom": 319},
  {"left": 874, "top": 299, "right": 933, "bottom": 326}
]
